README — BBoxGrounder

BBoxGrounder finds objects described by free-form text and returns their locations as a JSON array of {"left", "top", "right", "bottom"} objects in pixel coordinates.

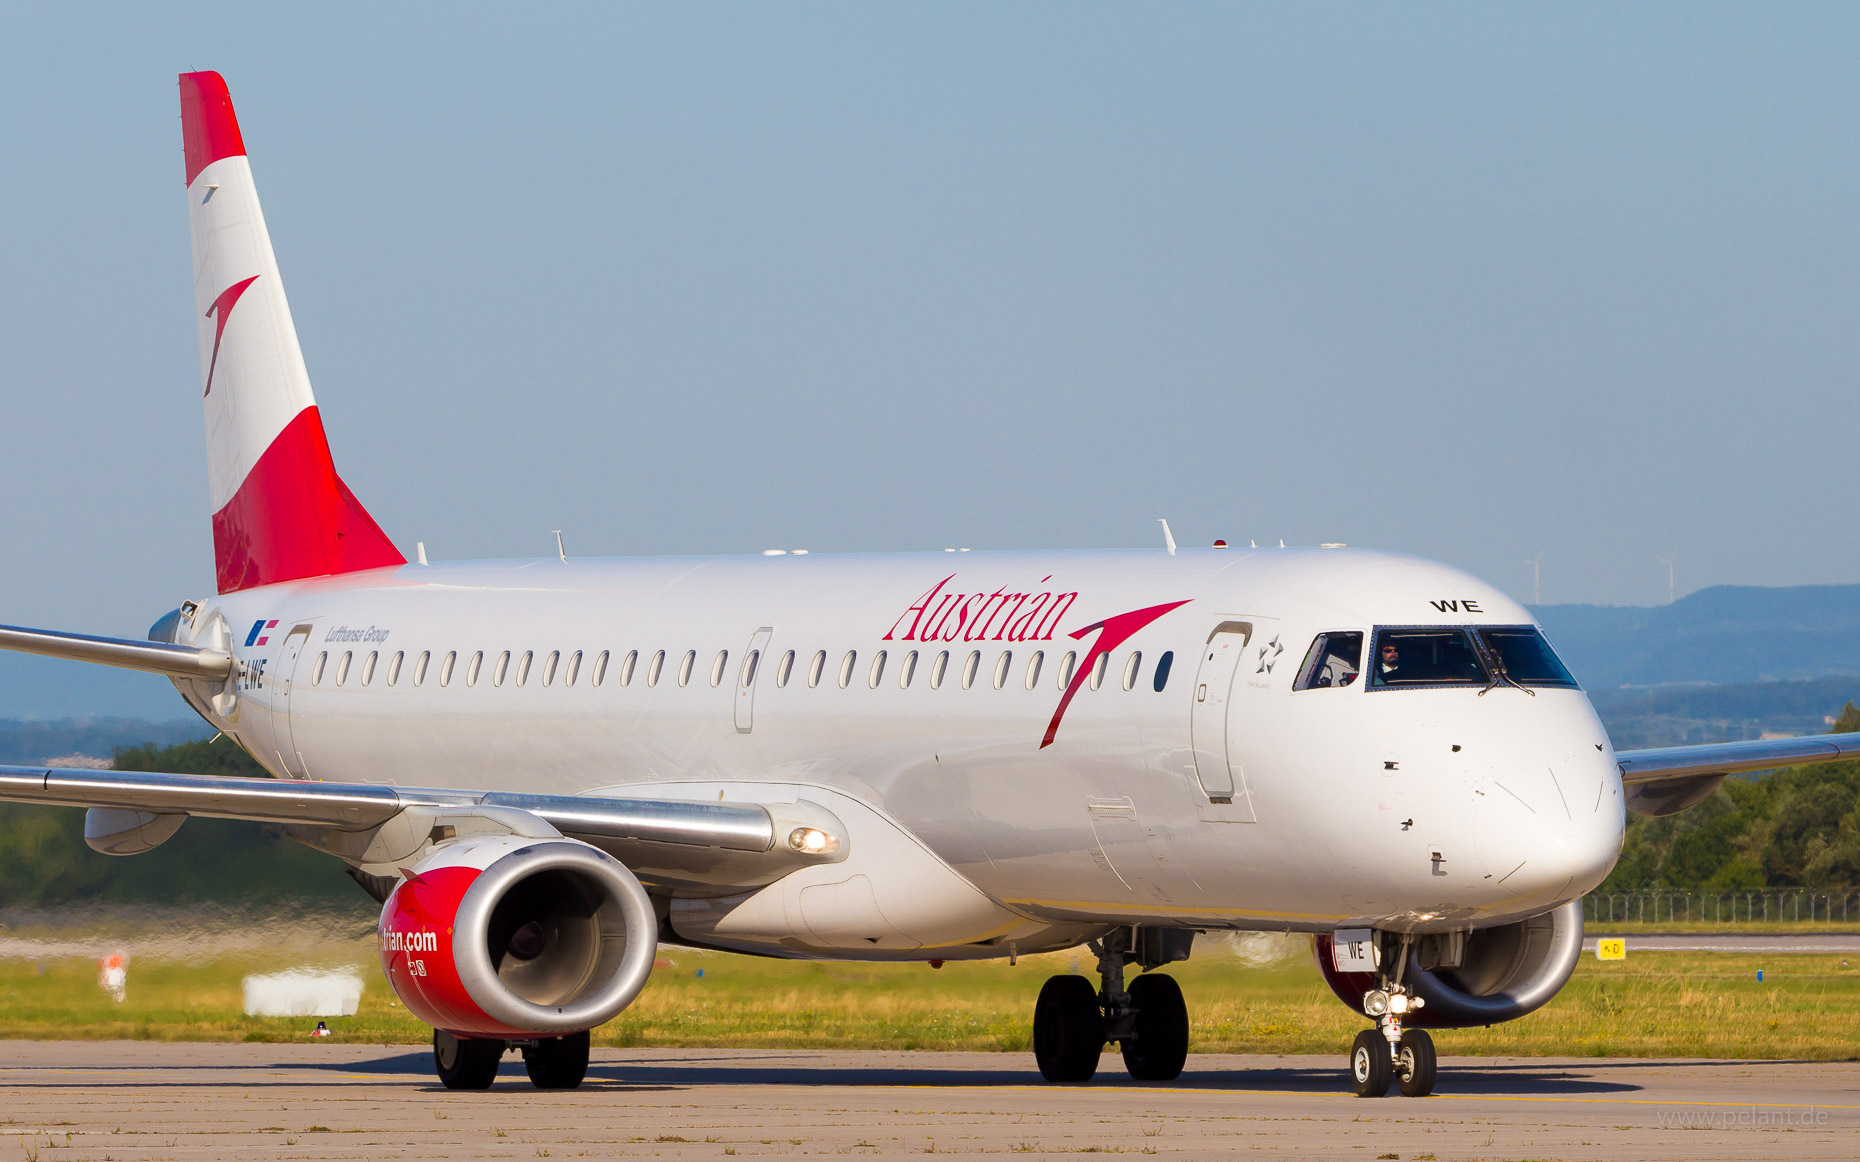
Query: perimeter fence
[{"left": 1583, "top": 889, "right": 1859, "bottom": 925}]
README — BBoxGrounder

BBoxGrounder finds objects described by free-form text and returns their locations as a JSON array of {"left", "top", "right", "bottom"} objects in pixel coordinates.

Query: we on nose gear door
[
  {"left": 268, "top": 625, "right": 314, "bottom": 778},
  {"left": 1190, "top": 621, "right": 1259, "bottom": 821},
  {"left": 735, "top": 627, "right": 774, "bottom": 734}
]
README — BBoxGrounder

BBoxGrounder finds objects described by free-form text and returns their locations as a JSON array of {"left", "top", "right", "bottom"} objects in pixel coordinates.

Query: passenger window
[
  {"left": 868, "top": 650, "right": 887, "bottom": 689},
  {"left": 1296, "top": 632, "right": 1364, "bottom": 691},
  {"left": 516, "top": 650, "right": 534, "bottom": 686},
  {"left": 677, "top": 650, "right": 696, "bottom": 687},
  {"left": 1025, "top": 650, "right": 1044, "bottom": 690},
  {"left": 1122, "top": 651, "right": 1141, "bottom": 691},
  {"left": 777, "top": 649, "right": 796, "bottom": 687},
  {"left": 413, "top": 650, "right": 430, "bottom": 687},
  {"left": 361, "top": 651, "right": 378, "bottom": 685},
  {"left": 961, "top": 650, "right": 981, "bottom": 689},
  {"left": 593, "top": 650, "right": 611, "bottom": 687},
  {"left": 312, "top": 651, "right": 327, "bottom": 685},
  {"left": 1476, "top": 627, "right": 1579, "bottom": 688},
  {"left": 439, "top": 651, "right": 455, "bottom": 687},
  {"left": 387, "top": 651, "right": 404, "bottom": 686},
  {"left": 930, "top": 650, "right": 949, "bottom": 689},
  {"left": 900, "top": 650, "right": 917, "bottom": 688},
  {"left": 1089, "top": 652, "right": 1109, "bottom": 690},
  {"left": 838, "top": 650, "right": 857, "bottom": 689},
  {"left": 1058, "top": 651, "right": 1076, "bottom": 689},
  {"left": 647, "top": 649, "right": 665, "bottom": 687},
  {"left": 710, "top": 650, "right": 728, "bottom": 687},
  {"left": 493, "top": 651, "right": 511, "bottom": 687},
  {"left": 741, "top": 649, "right": 760, "bottom": 687},
  {"left": 613, "top": 649, "right": 633, "bottom": 687},
  {"left": 564, "top": 650, "right": 580, "bottom": 686},
  {"left": 992, "top": 651, "right": 1012, "bottom": 690},
  {"left": 542, "top": 650, "right": 560, "bottom": 686},
  {"left": 337, "top": 651, "right": 353, "bottom": 686},
  {"left": 1369, "top": 629, "right": 1488, "bottom": 688},
  {"left": 808, "top": 650, "right": 826, "bottom": 688},
  {"left": 468, "top": 651, "right": 485, "bottom": 687},
  {"left": 1152, "top": 650, "right": 1173, "bottom": 692}
]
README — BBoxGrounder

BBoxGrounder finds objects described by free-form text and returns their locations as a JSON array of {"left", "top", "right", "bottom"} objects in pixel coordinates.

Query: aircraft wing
[
  {"left": 1613, "top": 731, "right": 1860, "bottom": 816},
  {"left": 0, "top": 764, "right": 846, "bottom": 895}
]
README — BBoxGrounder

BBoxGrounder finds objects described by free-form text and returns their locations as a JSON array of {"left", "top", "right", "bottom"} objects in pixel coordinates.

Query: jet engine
[
  {"left": 1314, "top": 901, "right": 1584, "bottom": 1028},
  {"left": 378, "top": 834, "right": 657, "bottom": 1038}
]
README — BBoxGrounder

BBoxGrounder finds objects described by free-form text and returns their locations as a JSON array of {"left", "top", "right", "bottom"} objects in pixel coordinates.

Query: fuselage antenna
[{"left": 1158, "top": 519, "right": 1177, "bottom": 556}]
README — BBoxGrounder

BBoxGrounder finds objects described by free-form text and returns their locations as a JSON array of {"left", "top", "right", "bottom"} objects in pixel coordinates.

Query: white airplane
[{"left": 4, "top": 72, "right": 1856, "bottom": 1097}]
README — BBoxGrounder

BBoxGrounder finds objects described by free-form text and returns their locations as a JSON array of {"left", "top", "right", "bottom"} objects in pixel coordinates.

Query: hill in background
[{"left": 1533, "top": 583, "right": 1860, "bottom": 692}]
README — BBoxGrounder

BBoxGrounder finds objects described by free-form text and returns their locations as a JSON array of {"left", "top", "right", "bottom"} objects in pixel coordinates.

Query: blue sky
[{"left": 2, "top": 2, "right": 1857, "bottom": 665}]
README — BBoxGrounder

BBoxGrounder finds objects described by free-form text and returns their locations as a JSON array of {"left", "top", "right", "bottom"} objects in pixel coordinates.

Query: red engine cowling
[
  {"left": 1314, "top": 901, "right": 1584, "bottom": 1029},
  {"left": 378, "top": 834, "right": 657, "bottom": 1038}
]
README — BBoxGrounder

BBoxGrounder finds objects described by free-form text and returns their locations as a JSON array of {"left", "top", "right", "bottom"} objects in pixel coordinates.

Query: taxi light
[
  {"left": 787, "top": 827, "right": 841, "bottom": 856},
  {"left": 1362, "top": 989, "right": 1389, "bottom": 1017},
  {"left": 1388, "top": 994, "right": 1410, "bottom": 1015}
]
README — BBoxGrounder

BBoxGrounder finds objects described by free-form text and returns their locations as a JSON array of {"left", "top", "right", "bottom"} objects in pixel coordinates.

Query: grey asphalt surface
[{"left": 1, "top": 1042, "right": 1855, "bottom": 1159}]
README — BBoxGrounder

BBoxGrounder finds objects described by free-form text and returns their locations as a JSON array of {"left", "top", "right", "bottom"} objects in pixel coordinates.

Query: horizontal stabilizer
[{"left": 0, "top": 623, "right": 232, "bottom": 680}]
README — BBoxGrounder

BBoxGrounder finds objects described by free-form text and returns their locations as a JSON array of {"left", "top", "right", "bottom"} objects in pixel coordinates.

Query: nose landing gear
[
  {"left": 1349, "top": 931, "right": 1437, "bottom": 1097},
  {"left": 1032, "top": 927, "right": 1194, "bottom": 1084}
]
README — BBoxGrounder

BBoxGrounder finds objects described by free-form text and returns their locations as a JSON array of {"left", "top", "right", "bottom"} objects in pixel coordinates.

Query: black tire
[
  {"left": 523, "top": 1030, "right": 591, "bottom": 1090},
  {"left": 1033, "top": 974, "right": 1104, "bottom": 1082},
  {"left": 434, "top": 1029, "right": 503, "bottom": 1090},
  {"left": 1349, "top": 1029, "right": 1392, "bottom": 1098},
  {"left": 1395, "top": 1029, "right": 1436, "bottom": 1097},
  {"left": 1120, "top": 973, "right": 1189, "bottom": 1082}
]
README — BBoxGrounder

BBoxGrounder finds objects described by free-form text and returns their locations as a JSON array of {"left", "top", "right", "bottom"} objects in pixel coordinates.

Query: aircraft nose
[{"left": 1470, "top": 747, "right": 1624, "bottom": 906}]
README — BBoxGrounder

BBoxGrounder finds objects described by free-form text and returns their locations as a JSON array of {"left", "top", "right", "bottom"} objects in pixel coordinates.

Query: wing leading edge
[
  {"left": 0, "top": 764, "right": 847, "bottom": 895},
  {"left": 1614, "top": 731, "right": 1860, "bottom": 816}
]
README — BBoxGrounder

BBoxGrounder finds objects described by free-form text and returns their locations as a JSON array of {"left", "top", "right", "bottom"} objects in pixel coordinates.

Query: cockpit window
[
  {"left": 1477, "top": 627, "right": 1579, "bottom": 688},
  {"left": 1295, "top": 632, "right": 1363, "bottom": 690},
  {"left": 1369, "top": 628, "right": 1488, "bottom": 688}
]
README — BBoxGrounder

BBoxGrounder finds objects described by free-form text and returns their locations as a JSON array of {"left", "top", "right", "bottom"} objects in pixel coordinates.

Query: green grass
[{"left": 4, "top": 939, "right": 1857, "bottom": 1060}]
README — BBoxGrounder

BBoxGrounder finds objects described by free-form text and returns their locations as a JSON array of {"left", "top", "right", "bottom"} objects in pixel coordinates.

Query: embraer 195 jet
[{"left": 4, "top": 73, "right": 1854, "bottom": 1097}]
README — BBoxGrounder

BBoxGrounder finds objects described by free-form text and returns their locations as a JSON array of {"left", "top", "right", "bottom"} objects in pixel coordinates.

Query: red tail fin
[{"left": 181, "top": 71, "right": 404, "bottom": 593}]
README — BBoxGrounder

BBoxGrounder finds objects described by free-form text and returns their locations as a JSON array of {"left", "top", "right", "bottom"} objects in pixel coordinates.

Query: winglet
[{"left": 179, "top": 71, "right": 246, "bottom": 188}]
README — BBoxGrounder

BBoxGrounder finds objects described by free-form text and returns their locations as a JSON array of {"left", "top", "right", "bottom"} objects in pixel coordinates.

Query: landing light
[
  {"left": 1363, "top": 989, "right": 1389, "bottom": 1017},
  {"left": 788, "top": 827, "right": 841, "bottom": 856}
]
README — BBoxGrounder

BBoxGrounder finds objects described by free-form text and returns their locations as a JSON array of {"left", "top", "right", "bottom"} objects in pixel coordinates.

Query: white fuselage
[{"left": 171, "top": 546, "right": 1625, "bottom": 959}]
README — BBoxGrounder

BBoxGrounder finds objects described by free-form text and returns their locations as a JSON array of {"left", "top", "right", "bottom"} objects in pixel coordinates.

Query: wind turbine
[
  {"left": 1525, "top": 553, "right": 1542, "bottom": 605},
  {"left": 1657, "top": 555, "right": 1675, "bottom": 605}
]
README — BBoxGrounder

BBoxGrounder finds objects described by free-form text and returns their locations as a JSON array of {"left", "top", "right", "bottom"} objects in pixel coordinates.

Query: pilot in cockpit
[{"left": 1378, "top": 640, "right": 1401, "bottom": 680}]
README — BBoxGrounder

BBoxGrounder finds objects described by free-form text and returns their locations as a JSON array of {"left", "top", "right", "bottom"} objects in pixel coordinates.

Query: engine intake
[
  {"left": 1315, "top": 900, "right": 1583, "bottom": 1028},
  {"left": 379, "top": 835, "right": 656, "bottom": 1038}
]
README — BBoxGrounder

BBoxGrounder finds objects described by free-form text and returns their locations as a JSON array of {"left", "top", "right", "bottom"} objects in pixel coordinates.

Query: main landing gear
[
  {"left": 1349, "top": 932, "right": 1436, "bottom": 1098},
  {"left": 1033, "top": 927, "right": 1194, "bottom": 1083},
  {"left": 433, "top": 1029, "right": 591, "bottom": 1090}
]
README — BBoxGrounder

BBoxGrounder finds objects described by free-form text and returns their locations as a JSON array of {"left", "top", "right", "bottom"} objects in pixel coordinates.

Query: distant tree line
[
  {"left": 6, "top": 720, "right": 1860, "bottom": 907},
  {"left": 1602, "top": 703, "right": 1860, "bottom": 891}
]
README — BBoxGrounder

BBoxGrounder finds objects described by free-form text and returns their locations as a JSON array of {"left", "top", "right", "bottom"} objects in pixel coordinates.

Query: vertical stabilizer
[{"left": 180, "top": 71, "right": 403, "bottom": 593}]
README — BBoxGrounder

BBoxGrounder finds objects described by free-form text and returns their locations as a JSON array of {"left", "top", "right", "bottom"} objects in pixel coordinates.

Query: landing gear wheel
[
  {"left": 1120, "top": 973, "right": 1189, "bottom": 1082},
  {"left": 523, "top": 1031, "right": 591, "bottom": 1090},
  {"left": 1349, "top": 1029, "right": 1392, "bottom": 1098},
  {"left": 1033, "top": 974, "right": 1104, "bottom": 1082},
  {"left": 1395, "top": 1029, "right": 1436, "bottom": 1097},
  {"left": 433, "top": 1029, "right": 503, "bottom": 1090}
]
